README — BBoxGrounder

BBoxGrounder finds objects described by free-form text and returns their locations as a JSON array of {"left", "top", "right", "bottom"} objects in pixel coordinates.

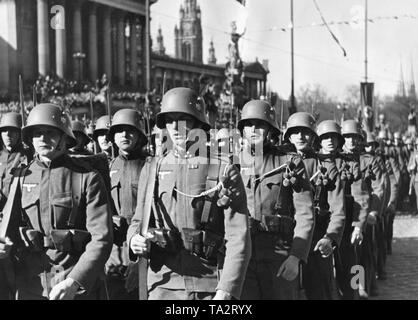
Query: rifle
[
  {"left": 409, "top": 171, "right": 416, "bottom": 196},
  {"left": 18, "top": 75, "right": 26, "bottom": 126},
  {"left": 32, "top": 84, "right": 37, "bottom": 107},
  {"left": 162, "top": 71, "right": 167, "bottom": 95},
  {"left": 106, "top": 82, "right": 115, "bottom": 158},
  {"left": 0, "top": 175, "right": 21, "bottom": 295},
  {"left": 89, "top": 92, "right": 97, "bottom": 154},
  {"left": 144, "top": 92, "right": 155, "bottom": 157}
]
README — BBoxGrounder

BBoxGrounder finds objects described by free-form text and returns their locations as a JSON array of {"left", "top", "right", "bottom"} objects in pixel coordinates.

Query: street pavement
[{"left": 371, "top": 213, "right": 418, "bottom": 300}]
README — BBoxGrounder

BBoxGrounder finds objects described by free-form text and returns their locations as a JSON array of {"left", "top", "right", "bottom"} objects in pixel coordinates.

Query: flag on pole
[{"left": 236, "top": 0, "right": 247, "bottom": 6}]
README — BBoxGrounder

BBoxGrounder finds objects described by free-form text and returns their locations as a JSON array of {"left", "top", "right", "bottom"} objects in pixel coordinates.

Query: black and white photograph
[{"left": 0, "top": 0, "right": 417, "bottom": 305}]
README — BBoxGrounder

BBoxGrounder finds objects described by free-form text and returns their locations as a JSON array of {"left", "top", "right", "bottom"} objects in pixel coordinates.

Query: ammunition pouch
[
  {"left": 148, "top": 228, "right": 182, "bottom": 253},
  {"left": 182, "top": 228, "right": 203, "bottom": 256},
  {"left": 19, "top": 227, "right": 91, "bottom": 253},
  {"left": 50, "top": 229, "right": 72, "bottom": 252},
  {"left": 112, "top": 215, "right": 128, "bottom": 246},
  {"left": 181, "top": 228, "right": 225, "bottom": 265},
  {"left": 250, "top": 215, "right": 296, "bottom": 247}
]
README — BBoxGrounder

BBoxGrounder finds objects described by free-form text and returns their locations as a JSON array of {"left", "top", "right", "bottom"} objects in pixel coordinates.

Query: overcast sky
[{"left": 151, "top": 0, "right": 418, "bottom": 100}]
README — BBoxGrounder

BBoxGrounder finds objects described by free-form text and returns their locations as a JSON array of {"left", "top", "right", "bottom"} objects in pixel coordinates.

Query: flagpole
[
  {"left": 365, "top": 0, "right": 368, "bottom": 82},
  {"left": 290, "top": 0, "right": 296, "bottom": 115}
]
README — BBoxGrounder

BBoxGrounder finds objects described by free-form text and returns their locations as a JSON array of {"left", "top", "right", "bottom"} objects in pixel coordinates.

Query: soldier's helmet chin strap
[{"left": 54, "top": 133, "right": 66, "bottom": 153}]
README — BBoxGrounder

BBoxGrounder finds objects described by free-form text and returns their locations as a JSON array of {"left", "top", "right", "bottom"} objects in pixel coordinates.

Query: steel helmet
[
  {"left": 341, "top": 120, "right": 363, "bottom": 139},
  {"left": 283, "top": 112, "right": 317, "bottom": 141},
  {"left": 237, "top": 100, "right": 281, "bottom": 134},
  {"left": 316, "top": 120, "right": 344, "bottom": 148},
  {"left": 0, "top": 112, "right": 23, "bottom": 131},
  {"left": 377, "top": 130, "right": 387, "bottom": 140},
  {"left": 93, "top": 115, "right": 111, "bottom": 140},
  {"left": 156, "top": 87, "right": 210, "bottom": 131},
  {"left": 108, "top": 109, "right": 146, "bottom": 142},
  {"left": 71, "top": 120, "right": 90, "bottom": 142},
  {"left": 22, "top": 103, "right": 76, "bottom": 147}
]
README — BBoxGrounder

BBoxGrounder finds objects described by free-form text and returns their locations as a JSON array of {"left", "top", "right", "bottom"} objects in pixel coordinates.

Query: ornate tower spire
[
  {"left": 409, "top": 57, "right": 416, "bottom": 100},
  {"left": 156, "top": 25, "right": 166, "bottom": 55},
  {"left": 208, "top": 39, "right": 217, "bottom": 64},
  {"left": 398, "top": 61, "right": 406, "bottom": 98},
  {"left": 174, "top": 0, "right": 203, "bottom": 63}
]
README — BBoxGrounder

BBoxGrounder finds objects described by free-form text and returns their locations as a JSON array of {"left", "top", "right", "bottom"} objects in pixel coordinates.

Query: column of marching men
[{"left": 0, "top": 86, "right": 414, "bottom": 300}]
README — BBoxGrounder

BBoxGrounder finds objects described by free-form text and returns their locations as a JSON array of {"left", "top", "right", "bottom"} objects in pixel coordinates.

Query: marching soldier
[
  {"left": 127, "top": 87, "right": 251, "bottom": 300},
  {"left": 92, "top": 115, "right": 114, "bottom": 162},
  {"left": 0, "top": 104, "right": 113, "bottom": 300},
  {"left": 407, "top": 137, "right": 418, "bottom": 216},
  {"left": 70, "top": 121, "right": 94, "bottom": 156},
  {"left": 378, "top": 130, "right": 401, "bottom": 255},
  {"left": 334, "top": 120, "right": 370, "bottom": 300},
  {"left": 300, "top": 119, "right": 346, "bottom": 300},
  {"left": 105, "top": 109, "right": 148, "bottom": 300},
  {"left": 0, "top": 112, "right": 32, "bottom": 299},
  {"left": 358, "top": 131, "right": 388, "bottom": 297},
  {"left": 238, "top": 104, "right": 315, "bottom": 300},
  {"left": 393, "top": 132, "right": 409, "bottom": 211}
]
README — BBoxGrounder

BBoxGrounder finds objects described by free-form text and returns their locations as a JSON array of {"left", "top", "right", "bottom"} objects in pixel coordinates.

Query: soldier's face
[
  {"left": 1, "top": 128, "right": 20, "bottom": 150},
  {"left": 97, "top": 134, "right": 111, "bottom": 152},
  {"left": 344, "top": 134, "right": 360, "bottom": 152},
  {"left": 243, "top": 120, "right": 268, "bottom": 149},
  {"left": 165, "top": 113, "right": 197, "bottom": 148},
  {"left": 114, "top": 126, "right": 140, "bottom": 153},
  {"left": 320, "top": 134, "right": 338, "bottom": 154},
  {"left": 289, "top": 128, "right": 313, "bottom": 152},
  {"left": 32, "top": 126, "right": 66, "bottom": 159}
]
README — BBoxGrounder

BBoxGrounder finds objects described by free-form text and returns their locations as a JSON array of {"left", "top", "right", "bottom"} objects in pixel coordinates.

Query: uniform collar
[
  {"left": 118, "top": 148, "right": 145, "bottom": 161},
  {"left": 35, "top": 153, "right": 68, "bottom": 169}
]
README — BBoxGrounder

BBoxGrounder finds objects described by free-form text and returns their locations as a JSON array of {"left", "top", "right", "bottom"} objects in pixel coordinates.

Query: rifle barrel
[{"left": 19, "top": 75, "right": 26, "bottom": 125}]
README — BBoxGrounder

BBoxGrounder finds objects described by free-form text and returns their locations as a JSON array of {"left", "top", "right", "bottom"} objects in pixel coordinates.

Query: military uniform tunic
[
  {"left": 12, "top": 154, "right": 113, "bottom": 299},
  {"left": 106, "top": 151, "right": 145, "bottom": 299},
  {"left": 239, "top": 148, "right": 315, "bottom": 300},
  {"left": 301, "top": 151, "right": 345, "bottom": 300},
  {"left": 127, "top": 150, "right": 251, "bottom": 300},
  {"left": 0, "top": 145, "right": 31, "bottom": 299},
  {"left": 334, "top": 153, "right": 365, "bottom": 300}
]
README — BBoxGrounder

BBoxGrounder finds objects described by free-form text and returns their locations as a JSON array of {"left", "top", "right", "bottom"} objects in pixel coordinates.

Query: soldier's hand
[
  {"left": 367, "top": 211, "right": 378, "bottom": 225},
  {"left": 351, "top": 227, "right": 363, "bottom": 246},
  {"left": 49, "top": 277, "right": 80, "bottom": 300},
  {"left": 130, "top": 232, "right": 152, "bottom": 256},
  {"left": 277, "top": 255, "right": 300, "bottom": 281},
  {"left": 124, "top": 261, "right": 139, "bottom": 293},
  {"left": 314, "top": 237, "right": 333, "bottom": 258},
  {"left": 0, "top": 237, "right": 13, "bottom": 259},
  {"left": 212, "top": 289, "right": 232, "bottom": 300}
]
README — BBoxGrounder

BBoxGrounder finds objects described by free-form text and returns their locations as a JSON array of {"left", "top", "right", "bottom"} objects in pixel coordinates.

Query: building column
[
  {"left": 103, "top": 6, "right": 112, "bottom": 80},
  {"left": 130, "top": 17, "right": 138, "bottom": 87},
  {"left": 116, "top": 11, "right": 126, "bottom": 86},
  {"left": 88, "top": 3, "right": 98, "bottom": 81},
  {"left": 37, "top": 0, "right": 50, "bottom": 75},
  {"left": 55, "top": 0, "right": 66, "bottom": 78},
  {"left": 72, "top": 0, "right": 83, "bottom": 81}
]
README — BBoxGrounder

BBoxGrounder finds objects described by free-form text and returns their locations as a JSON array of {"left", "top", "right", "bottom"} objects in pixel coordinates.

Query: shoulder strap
[
  {"left": 200, "top": 158, "right": 222, "bottom": 226},
  {"left": 0, "top": 167, "right": 25, "bottom": 241},
  {"left": 140, "top": 157, "right": 161, "bottom": 236},
  {"left": 67, "top": 171, "right": 84, "bottom": 228}
]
